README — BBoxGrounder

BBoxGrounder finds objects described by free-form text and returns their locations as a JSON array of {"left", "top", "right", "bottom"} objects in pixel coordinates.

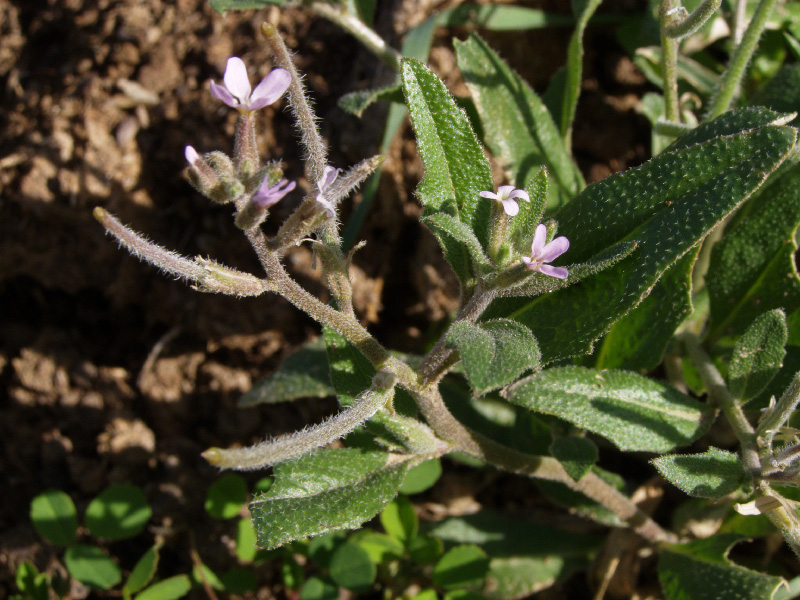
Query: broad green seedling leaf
[
  {"left": 488, "top": 109, "right": 796, "bottom": 362},
  {"left": 250, "top": 448, "right": 408, "bottom": 549},
  {"left": 329, "top": 543, "right": 376, "bottom": 593},
  {"left": 447, "top": 319, "right": 541, "bottom": 396},
  {"left": 205, "top": 473, "right": 248, "bottom": 519},
  {"left": 85, "top": 484, "right": 152, "bottom": 540},
  {"left": 64, "top": 545, "right": 122, "bottom": 590},
  {"left": 401, "top": 57, "right": 493, "bottom": 283},
  {"left": 658, "top": 534, "right": 784, "bottom": 600},
  {"left": 134, "top": 575, "right": 192, "bottom": 600},
  {"left": 454, "top": 34, "right": 583, "bottom": 205},
  {"left": 30, "top": 490, "right": 78, "bottom": 546},
  {"left": 728, "top": 310, "right": 788, "bottom": 404},
  {"left": 380, "top": 495, "right": 418, "bottom": 545},
  {"left": 239, "top": 338, "right": 334, "bottom": 407},
  {"left": 236, "top": 517, "right": 258, "bottom": 562},
  {"left": 433, "top": 545, "right": 490, "bottom": 590},
  {"left": 300, "top": 576, "right": 339, "bottom": 600},
  {"left": 399, "top": 458, "right": 442, "bottom": 494},
  {"left": 220, "top": 568, "right": 257, "bottom": 594},
  {"left": 652, "top": 447, "right": 746, "bottom": 500},
  {"left": 124, "top": 544, "right": 161, "bottom": 596},
  {"left": 507, "top": 367, "right": 710, "bottom": 452}
]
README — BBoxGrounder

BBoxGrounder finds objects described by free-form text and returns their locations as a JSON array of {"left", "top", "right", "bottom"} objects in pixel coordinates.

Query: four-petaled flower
[
  {"left": 253, "top": 177, "right": 296, "bottom": 208},
  {"left": 315, "top": 166, "right": 341, "bottom": 217},
  {"left": 479, "top": 186, "right": 530, "bottom": 216},
  {"left": 522, "top": 224, "right": 569, "bottom": 279},
  {"left": 210, "top": 57, "right": 291, "bottom": 111}
]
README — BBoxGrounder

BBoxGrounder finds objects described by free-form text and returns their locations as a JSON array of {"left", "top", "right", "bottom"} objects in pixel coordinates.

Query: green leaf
[
  {"left": 220, "top": 568, "right": 257, "bottom": 594},
  {"left": 208, "top": 0, "right": 282, "bottom": 14},
  {"left": 507, "top": 169, "right": 548, "bottom": 255},
  {"left": 433, "top": 545, "right": 490, "bottom": 590},
  {"left": 338, "top": 85, "right": 405, "bottom": 117},
  {"left": 634, "top": 47, "right": 721, "bottom": 98},
  {"left": 329, "top": 543, "right": 376, "bottom": 592},
  {"left": 308, "top": 531, "right": 347, "bottom": 569},
  {"left": 64, "top": 545, "right": 122, "bottom": 590},
  {"left": 447, "top": 319, "right": 541, "bottom": 396},
  {"left": 250, "top": 448, "right": 408, "bottom": 549},
  {"left": 658, "top": 534, "right": 784, "bottom": 600},
  {"left": 281, "top": 555, "right": 304, "bottom": 590},
  {"left": 507, "top": 367, "right": 710, "bottom": 452},
  {"left": 708, "top": 157, "right": 800, "bottom": 340},
  {"left": 592, "top": 248, "right": 697, "bottom": 371},
  {"left": 421, "top": 213, "right": 492, "bottom": 276},
  {"left": 401, "top": 57, "right": 494, "bottom": 281},
  {"left": 490, "top": 110, "right": 796, "bottom": 362},
  {"left": 235, "top": 517, "right": 258, "bottom": 563},
  {"left": 352, "top": 531, "right": 405, "bottom": 563},
  {"left": 300, "top": 576, "right": 339, "bottom": 600},
  {"left": 408, "top": 535, "right": 444, "bottom": 565},
  {"left": 652, "top": 447, "right": 746, "bottom": 500},
  {"left": 752, "top": 63, "right": 800, "bottom": 120},
  {"left": 30, "top": 490, "right": 78, "bottom": 546},
  {"left": 535, "top": 468, "right": 626, "bottom": 527},
  {"left": 324, "top": 325, "right": 375, "bottom": 407},
  {"left": 192, "top": 564, "right": 224, "bottom": 591},
  {"left": 124, "top": 545, "right": 161, "bottom": 596},
  {"left": 484, "top": 556, "right": 585, "bottom": 600},
  {"left": 134, "top": 575, "right": 192, "bottom": 600},
  {"left": 410, "top": 589, "right": 439, "bottom": 600},
  {"left": 380, "top": 495, "right": 418, "bottom": 545},
  {"left": 239, "top": 338, "right": 334, "bottom": 407},
  {"left": 16, "top": 562, "right": 48, "bottom": 600},
  {"left": 205, "top": 473, "right": 248, "bottom": 519},
  {"left": 435, "top": 4, "right": 572, "bottom": 30},
  {"left": 399, "top": 459, "right": 442, "bottom": 495},
  {"left": 728, "top": 310, "right": 788, "bottom": 404},
  {"left": 85, "top": 484, "right": 152, "bottom": 540},
  {"left": 454, "top": 34, "right": 583, "bottom": 206},
  {"left": 549, "top": 437, "right": 598, "bottom": 481}
]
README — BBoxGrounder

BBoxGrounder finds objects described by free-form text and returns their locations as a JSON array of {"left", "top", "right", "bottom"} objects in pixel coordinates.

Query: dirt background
[{"left": 1, "top": 0, "right": 656, "bottom": 597}]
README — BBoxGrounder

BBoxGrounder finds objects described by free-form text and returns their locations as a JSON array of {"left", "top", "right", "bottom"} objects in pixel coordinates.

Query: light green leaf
[
  {"left": 338, "top": 85, "right": 404, "bottom": 117},
  {"left": 454, "top": 34, "right": 583, "bottom": 206},
  {"left": 239, "top": 338, "right": 333, "bottom": 407},
  {"left": 728, "top": 310, "right": 788, "bottom": 404},
  {"left": 85, "top": 484, "right": 151, "bottom": 541},
  {"left": 192, "top": 564, "right": 224, "bottom": 591},
  {"left": 64, "top": 545, "right": 122, "bottom": 590},
  {"left": 484, "top": 556, "right": 585, "bottom": 600},
  {"left": 652, "top": 447, "right": 746, "bottom": 500},
  {"left": 329, "top": 543, "right": 376, "bottom": 592},
  {"left": 380, "top": 495, "right": 418, "bottom": 545},
  {"left": 30, "top": 490, "right": 78, "bottom": 546},
  {"left": 300, "top": 576, "right": 339, "bottom": 600},
  {"left": 550, "top": 437, "right": 598, "bottom": 481},
  {"left": 593, "top": 247, "right": 697, "bottom": 371},
  {"left": 658, "top": 534, "right": 784, "bottom": 600},
  {"left": 205, "top": 473, "right": 248, "bottom": 519},
  {"left": 250, "top": 448, "right": 408, "bottom": 549},
  {"left": 401, "top": 57, "right": 494, "bottom": 282},
  {"left": 209, "top": 0, "right": 282, "bottom": 14},
  {"left": 352, "top": 531, "right": 404, "bottom": 563},
  {"left": 488, "top": 109, "right": 796, "bottom": 362},
  {"left": 708, "top": 156, "right": 800, "bottom": 340},
  {"left": 134, "top": 575, "right": 192, "bottom": 600},
  {"left": 235, "top": 517, "right": 258, "bottom": 563},
  {"left": 447, "top": 319, "right": 541, "bottom": 396},
  {"left": 507, "top": 367, "right": 710, "bottom": 452},
  {"left": 399, "top": 459, "right": 442, "bottom": 495},
  {"left": 124, "top": 545, "right": 161, "bottom": 596},
  {"left": 435, "top": 4, "right": 572, "bottom": 30},
  {"left": 433, "top": 545, "right": 490, "bottom": 590}
]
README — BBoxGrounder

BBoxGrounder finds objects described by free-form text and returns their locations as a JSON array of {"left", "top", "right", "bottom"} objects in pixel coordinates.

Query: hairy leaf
[
  {"left": 338, "top": 85, "right": 405, "bottom": 117},
  {"left": 422, "top": 213, "right": 492, "bottom": 276},
  {"left": 550, "top": 437, "right": 598, "bottom": 481},
  {"left": 507, "top": 168, "right": 548, "bottom": 255},
  {"left": 447, "top": 319, "right": 541, "bottom": 395},
  {"left": 506, "top": 367, "right": 710, "bottom": 452},
  {"left": 250, "top": 449, "right": 408, "bottom": 549},
  {"left": 652, "top": 447, "right": 746, "bottom": 500},
  {"left": 455, "top": 34, "right": 583, "bottom": 205},
  {"left": 728, "top": 310, "right": 788, "bottom": 404}
]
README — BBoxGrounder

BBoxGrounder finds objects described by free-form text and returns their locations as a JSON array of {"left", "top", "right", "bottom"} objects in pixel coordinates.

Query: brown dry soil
[{"left": 1, "top": 0, "right": 661, "bottom": 598}]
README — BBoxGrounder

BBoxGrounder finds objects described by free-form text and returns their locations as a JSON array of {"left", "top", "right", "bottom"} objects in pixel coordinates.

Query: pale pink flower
[
  {"left": 315, "top": 166, "right": 341, "bottom": 217},
  {"left": 210, "top": 57, "right": 291, "bottom": 111},
  {"left": 253, "top": 177, "right": 296, "bottom": 208},
  {"left": 521, "top": 224, "right": 569, "bottom": 279},
  {"left": 479, "top": 185, "right": 530, "bottom": 216}
]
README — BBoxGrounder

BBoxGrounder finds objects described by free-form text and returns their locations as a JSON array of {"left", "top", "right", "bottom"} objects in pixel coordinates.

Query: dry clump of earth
[{"left": 1, "top": 0, "right": 653, "bottom": 597}]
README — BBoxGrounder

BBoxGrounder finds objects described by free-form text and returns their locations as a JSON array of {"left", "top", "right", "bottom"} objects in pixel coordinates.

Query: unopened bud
[{"left": 185, "top": 148, "right": 240, "bottom": 204}]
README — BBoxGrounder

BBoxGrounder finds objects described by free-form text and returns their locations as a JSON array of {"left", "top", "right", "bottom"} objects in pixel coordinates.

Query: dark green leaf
[
  {"left": 308, "top": 531, "right": 346, "bottom": 569},
  {"left": 209, "top": 0, "right": 282, "bottom": 14},
  {"left": 507, "top": 367, "right": 710, "bottom": 452},
  {"left": 550, "top": 437, "right": 598, "bottom": 481},
  {"left": 134, "top": 575, "right": 192, "bottom": 600},
  {"left": 484, "top": 556, "right": 586, "bottom": 600},
  {"left": 85, "top": 484, "right": 151, "bottom": 540},
  {"left": 239, "top": 338, "right": 334, "bottom": 407},
  {"left": 64, "top": 545, "right": 122, "bottom": 590},
  {"left": 408, "top": 535, "right": 444, "bottom": 565},
  {"left": 658, "top": 534, "right": 784, "bottom": 600},
  {"left": 329, "top": 543, "right": 376, "bottom": 592},
  {"left": 205, "top": 474, "right": 248, "bottom": 519},
  {"left": 250, "top": 449, "right": 408, "bottom": 549},
  {"left": 124, "top": 545, "right": 161, "bottom": 595},
  {"left": 535, "top": 468, "right": 625, "bottom": 527},
  {"left": 433, "top": 545, "right": 490, "bottom": 590},
  {"left": 507, "top": 169, "right": 548, "bottom": 256},
  {"left": 490, "top": 112, "right": 796, "bottom": 362},
  {"left": 422, "top": 213, "right": 492, "bottom": 276},
  {"left": 220, "top": 568, "right": 257, "bottom": 594},
  {"left": 728, "top": 310, "right": 788, "bottom": 404},
  {"left": 380, "top": 495, "right": 418, "bottom": 545},
  {"left": 300, "top": 576, "right": 339, "bottom": 600},
  {"left": 447, "top": 319, "right": 541, "bottom": 396},
  {"left": 652, "top": 447, "right": 746, "bottom": 500},
  {"left": 454, "top": 34, "right": 583, "bottom": 205},
  {"left": 30, "top": 490, "right": 78, "bottom": 546},
  {"left": 338, "top": 85, "right": 405, "bottom": 117},
  {"left": 281, "top": 555, "right": 304, "bottom": 589},
  {"left": 401, "top": 57, "right": 494, "bottom": 281},
  {"left": 324, "top": 326, "right": 375, "bottom": 407},
  {"left": 752, "top": 63, "right": 800, "bottom": 121},
  {"left": 399, "top": 459, "right": 442, "bottom": 494}
]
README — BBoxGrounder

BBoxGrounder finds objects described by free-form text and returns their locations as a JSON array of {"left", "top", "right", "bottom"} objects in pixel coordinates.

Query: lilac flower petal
[
  {"left": 479, "top": 191, "right": 499, "bottom": 200},
  {"left": 249, "top": 69, "right": 291, "bottom": 110},
  {"left": 531, "top": 223, "right": 547, "bottom": 257},
  {"left": 209, "top": 80, "right": 238, "bottom": 107},
  {"left": 520, "top": 256, "right": 535, "bottom": 268},
  {"left": 316, "top": 194, "right": 335, "bottom": 217},
  {"left": 254, "top": 178, "right": 296, "bottom": 208},
  {"left": 509, "top": 189, "right": 530, "bottom": 202},
  {"left": 185, "top": 145, "right": 200, "bottom": 166},
  {"left": 539, "top": 236, "right": 570, "bottom": 262},
  {"left": 223, "top": 57, "right": 252, "bottom": 104},
  {"left": 538, "top": 264, "right": 569, "bottom": 279},
  {"left": 497, "top": 185, "right": 516, "bottom": 199},
  {"left": 500, "top": 198, "right": 519, "bottom": 216}
]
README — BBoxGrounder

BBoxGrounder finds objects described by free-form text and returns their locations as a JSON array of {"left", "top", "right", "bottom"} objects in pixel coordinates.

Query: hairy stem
[
  {"left": 660, "top": 0, "right": 682, "bottom": 124},
  {"left": 664, "top": 0, "right": 721, "bottom": 38}
]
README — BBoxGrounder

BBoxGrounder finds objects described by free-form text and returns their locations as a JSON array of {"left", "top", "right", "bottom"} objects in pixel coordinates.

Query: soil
[{"left": 1, "top": 0, "right": 655, "bottom": 598}]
